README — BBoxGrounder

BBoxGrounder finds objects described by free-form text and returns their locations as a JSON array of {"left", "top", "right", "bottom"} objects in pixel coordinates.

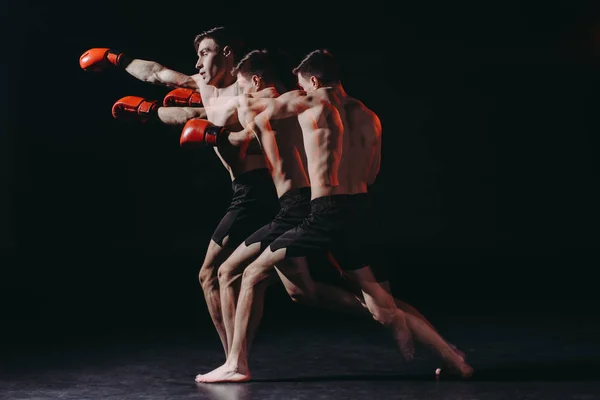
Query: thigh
[
  {"left": 213, "top": 204, "right": 278, "bottom": 250},
  {"left": 269, "top": 224, "right": 334, "bottom": 259},
  {"left": 219, "top": 241, "right": 263, "bottom": 277},
  {"left": 244, "top": 218, "right": 296, "bottom": 253},
  {"left": 274, "top": 256, "right": 317, "bottom": 299},
  {"left": 202, "top": 239, "right": 234, "bottom": 269},
  {"left": 344, "top": 266, "right": 395, "bottom": 310}
]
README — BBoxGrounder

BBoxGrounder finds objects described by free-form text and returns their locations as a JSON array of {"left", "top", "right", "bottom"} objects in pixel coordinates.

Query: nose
[{"left": 195, "top": 59, "right": 202, "bottom": 70}]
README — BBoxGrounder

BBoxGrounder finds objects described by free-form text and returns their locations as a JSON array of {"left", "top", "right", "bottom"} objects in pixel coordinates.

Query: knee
[
  {"left": 370, "top": 306, "right": 398, "bottom": 327},
  {"left": 240, "top": 264, "right": 269, "bottom": 289},
  {"left": 199, "top": 264, "right": 218, "bottom": 288},
  {"left": 217, "top": 262, "right": 242, "bottom": 288}
]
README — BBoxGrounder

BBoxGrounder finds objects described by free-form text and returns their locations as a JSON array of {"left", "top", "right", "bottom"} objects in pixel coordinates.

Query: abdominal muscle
[{"left": 260, "top": 119, "right": 310, "bottom": 198}]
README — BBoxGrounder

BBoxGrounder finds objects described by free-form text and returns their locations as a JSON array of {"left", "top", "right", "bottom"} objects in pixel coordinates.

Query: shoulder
[
  {"left": 277, "top": 89, "right": 307, "bottom": 102},
  {"left": 347, "top": 97, "right": 380, "bottom": 127}
]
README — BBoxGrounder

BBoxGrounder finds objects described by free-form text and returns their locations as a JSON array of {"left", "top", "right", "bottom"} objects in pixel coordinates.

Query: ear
[
  {"left": 310, "top": 76, "right": 320, "bottom": 89},
  {"left": 251, "top": 74, "right": 261, "bottom": 88},
  {"left": 222, "top": 45, "right": 232, "bottom": 57}
]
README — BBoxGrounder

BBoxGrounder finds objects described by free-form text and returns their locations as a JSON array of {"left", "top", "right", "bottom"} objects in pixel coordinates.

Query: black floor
[{"left": 2, "top": 312, "right": 600, "bottom": 400}]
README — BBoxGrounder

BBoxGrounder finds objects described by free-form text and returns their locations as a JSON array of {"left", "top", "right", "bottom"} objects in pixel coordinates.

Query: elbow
[{"left": 145, "top": 72, "right": 161, "bottom": 85}]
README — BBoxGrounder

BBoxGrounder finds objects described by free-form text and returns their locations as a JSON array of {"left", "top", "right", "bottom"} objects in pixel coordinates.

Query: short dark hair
[
  {"left": 232, "top": 49, "right": 278, "bottom": 83},
  {"left": 193, "top": 26, "right": 245, "bottom": 61},
  {"left": 292, "top": 49, "right": 341, "bottom": 85},
  {"left": 233, "top": 48, "right": 296, "bottom": 91}
]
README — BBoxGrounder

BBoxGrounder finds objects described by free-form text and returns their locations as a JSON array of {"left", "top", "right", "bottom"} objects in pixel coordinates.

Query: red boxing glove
[
  {"left": 180, "top": 119, "right": 227, "bottom": 148},
  {"left": 79, "top": 48, "right": 133, "bottom": 72},
  {"left": 163, "top": 88, "right": 203, "bottom": 107},
  {"left": 112, "top": 96, "right": 159, "bottom": 122}
]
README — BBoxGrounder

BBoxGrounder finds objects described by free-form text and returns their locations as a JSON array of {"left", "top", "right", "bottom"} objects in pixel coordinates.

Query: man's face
[
  {"left": 297, "top": 73, "right": 316, "bottom": 92},
  {"left": 236, "top": 73, "right": 256, "bottom": 94},
  {"left": 195, "top": 38, "right": 226, "bottom": 85}
]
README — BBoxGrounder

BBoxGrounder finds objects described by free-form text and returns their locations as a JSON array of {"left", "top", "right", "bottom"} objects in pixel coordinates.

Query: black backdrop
[{"left": 1, "top": 0, "right": 599, "bottom": 337}]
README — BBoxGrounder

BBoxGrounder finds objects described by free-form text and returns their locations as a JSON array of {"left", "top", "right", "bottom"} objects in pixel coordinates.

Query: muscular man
[
  {"left": 186, "top": 50, "right": 370, "bottom": 377},
  {"left": 80, "top": 27, "right": 280, "bottom": 357},
  {"left": 187, "top": 50, "right": 471, "bottom": 382},
  {"left": 197, "top": 50, "right": 473, "bottom": 382}
]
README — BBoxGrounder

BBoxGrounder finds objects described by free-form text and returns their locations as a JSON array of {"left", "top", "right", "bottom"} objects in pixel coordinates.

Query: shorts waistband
[
  {"left": 232, "top": 168, "right": 272, "bottom": 188},
  {"left": 279, "top": 187, "right": 311, "bottom": 209},
  {"left": 309, "top": 194, "right": 351, "bottom": 209}
]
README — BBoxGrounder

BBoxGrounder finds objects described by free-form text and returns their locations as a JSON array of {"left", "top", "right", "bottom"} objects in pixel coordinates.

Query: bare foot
[
  {"left": 196, "top": 363, "right": 251, "bottom": 383},
  {"left": 393, "top": 311, "right": 415, "bottom": 361},
  {"left": 436, "top": 344, "right": 468, "bottom": 375},
  {"left": 194, "top": 372, "right": 206, "bottom": 383},
  {"left": 450, "top": 344, "right": 467, "bottom": 360},
  {"left": 439, "top": 359, "right": 474, "bottom": 379},
  {"left": 456, "top": 361, "right": 474, "bottom": 378}
]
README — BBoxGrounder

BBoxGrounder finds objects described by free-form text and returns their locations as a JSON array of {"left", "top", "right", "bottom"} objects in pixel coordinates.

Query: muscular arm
[
  {"left": 124, "top": 59, "right": 201, "bottom": 89},
  {"left": 239, "top": 90, "right": 317, "bottom": 121},
  {"left": 227, "top": 123, "right": 259, "bottom": 147},
  {"left": 157, "top": 107, "right": 207, "bottom": 125}
]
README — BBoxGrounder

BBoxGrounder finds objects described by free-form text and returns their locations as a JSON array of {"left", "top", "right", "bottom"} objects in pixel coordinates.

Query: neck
[
  {"left": 319, "top": 83, "right": 347, "bottom": 99},
  {"left": 219, "top": 72, "right": 237, "bottom": 88},
  {"left": 257, "top": 86, "right": 279, "bottom": 98}
]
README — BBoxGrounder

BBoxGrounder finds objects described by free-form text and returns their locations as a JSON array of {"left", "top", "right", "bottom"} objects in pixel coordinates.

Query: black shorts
[
  {"left": 269, "top": 194, "right": 347, "bottom": 259},
  {"left": 244, "top": 187, "right": 312, "bottom": 252},
  {"left": 269, "top": 193, "right": 388, "bottom": 281},
  {"left": 339, "top": 193, "right": 389, "bottom": 282},
  {"left": 212, "top": 168, "right": 280, "bottom": 249}
]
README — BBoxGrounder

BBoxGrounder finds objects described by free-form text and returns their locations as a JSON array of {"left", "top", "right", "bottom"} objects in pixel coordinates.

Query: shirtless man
[
  {"left": 196, "top": 50, "right": 474, "bottom": 383},
  {"left": 184, "top": 50, "right": 389, "bottom": 379},
  {"left": 185, "top": 49, "right": 314, "bottom": 365},
  {"left": 79, "top": 26, "right": 280, "bottom": 357}
]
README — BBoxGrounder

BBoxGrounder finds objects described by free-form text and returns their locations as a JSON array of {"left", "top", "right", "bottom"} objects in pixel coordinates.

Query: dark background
[{"left": 1, "top": 0, "right": 599, "bottom": 343}]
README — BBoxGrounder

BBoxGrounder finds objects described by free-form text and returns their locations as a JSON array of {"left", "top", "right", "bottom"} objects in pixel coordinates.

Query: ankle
[{"left": 226, "top": 355, "right": 248, "bottom": 371}]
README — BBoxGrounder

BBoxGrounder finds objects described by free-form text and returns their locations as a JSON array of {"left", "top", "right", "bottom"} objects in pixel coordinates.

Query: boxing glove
[
  {"left": 79, "top": 48, "right": 133, "bottom": 72},
  {"left": 180, "top": 119, "right": 227, "bottom": 148},
  {"left": 112, "top": 96, "right": 159, "bottom": 122},
  {"left": 163, "top": 88, "right": 203, "bottom": 107}
]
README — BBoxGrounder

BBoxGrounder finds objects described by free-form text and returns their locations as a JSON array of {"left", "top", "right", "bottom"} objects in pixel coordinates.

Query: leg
[
  {"left": 198, "top": 247, "right": 291, "bottom": 383},
  {"left": 344, "top": 267, "right": 415, "bottom": 361},
  {"left": 216, "top": 241, "right": 264, "bottom": 355},
  {"left": 313, "top": 281, "right": 368, "bottom": 314},
  {"left": 199, "top": 239, "right": 233, "bottom": 358},
  {"left": 380, "top": 280, "right": 466, "bottom": 360},
  {"left": 403, "top": 309, "right": 473, "bottom": 377},
  {"left": 377, "top": 280, "right": 436, "bottom": 334}
]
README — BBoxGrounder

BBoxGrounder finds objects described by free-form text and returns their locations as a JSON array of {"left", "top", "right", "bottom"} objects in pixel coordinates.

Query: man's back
[
  {"left": 338, "top": 97, "right": 382, "bottom": 194},
  {"left": 296, "top": 92, "right": 345, "bottom": 199},
  {"left": 313, "top": 89, "right": 381, "bottom": 195}
]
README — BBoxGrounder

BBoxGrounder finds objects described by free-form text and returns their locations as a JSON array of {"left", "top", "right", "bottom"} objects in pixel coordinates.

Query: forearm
[
  {"left": 124, "top": 59, "right": 197, "bottom": 89},
  {"left": 157, "top": 107, "right": 207, "bottom": 126},
  {"left": 226, "top": 123, "right": 258, "bottom": 147}
]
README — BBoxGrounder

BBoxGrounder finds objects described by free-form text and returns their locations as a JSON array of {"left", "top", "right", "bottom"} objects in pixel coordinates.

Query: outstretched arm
[
  {"left": 111, "top": 95, "right": 207, "bottom": 126},
  {"left": 158, "top": 107, "right": 207, "bottom": 125},
  {"left": 80, "top": 48, "right": 202, "bottom": 89},
  {"left": 125, "top": 59, "right": 201, "bottom": 89}
]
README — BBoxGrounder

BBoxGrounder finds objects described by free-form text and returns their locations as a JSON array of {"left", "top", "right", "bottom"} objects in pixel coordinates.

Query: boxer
[
  {"left": 80, "top": 27, "right": 280, "bottom": 356},
  {"left": 197, "top": 50, "right": 474, "bottom": 382}
]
